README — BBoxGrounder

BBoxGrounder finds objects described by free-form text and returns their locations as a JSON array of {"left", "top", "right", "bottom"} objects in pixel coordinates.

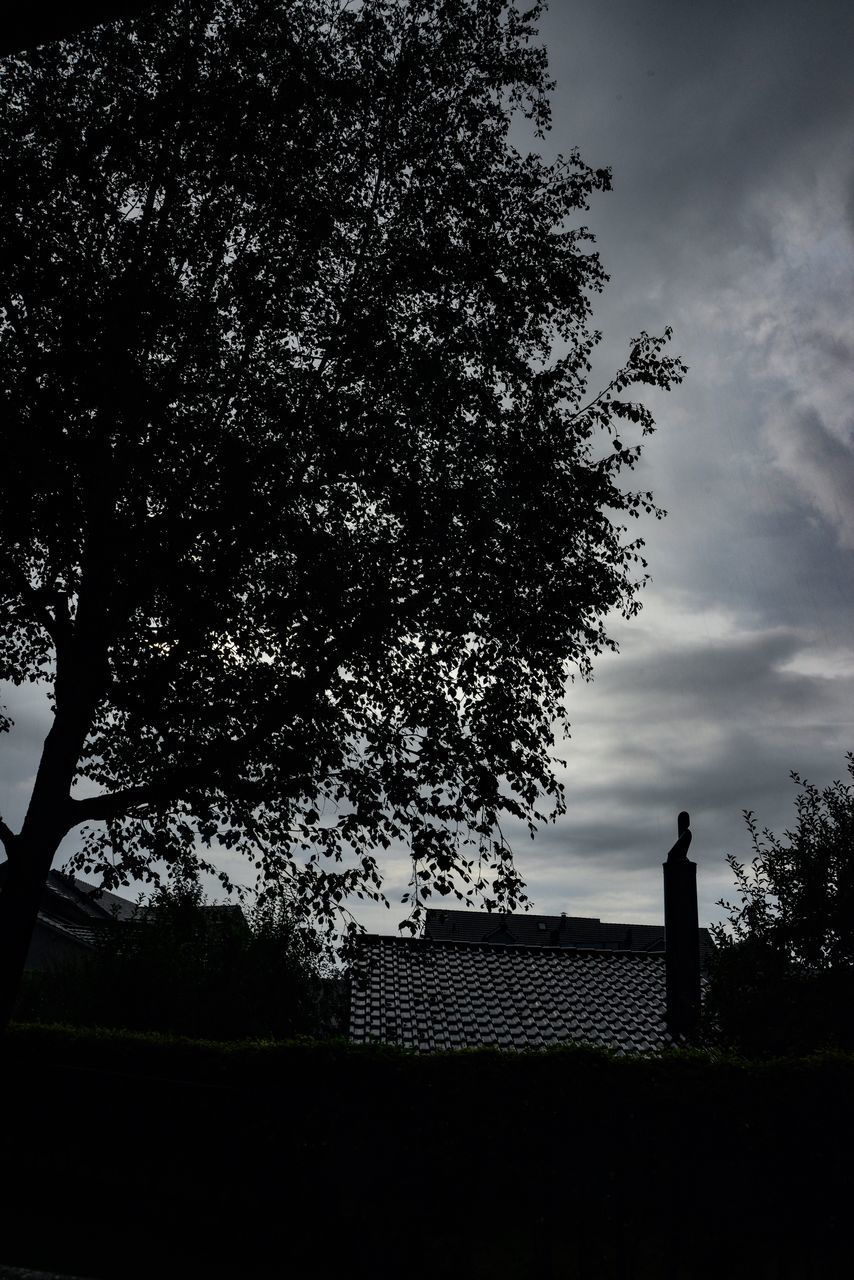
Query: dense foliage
[
  {"left": 1, "top": 3, "right": 161, "bottom": 58},
  {"left": 708, "top": 754, "right": 854, "bottom": 1055},
  {"left": 18, "top": 878, "right": 340, "bottom": 1038},
  {"left": 0, "top": 0, "right": 684, "bottom": 1026}
]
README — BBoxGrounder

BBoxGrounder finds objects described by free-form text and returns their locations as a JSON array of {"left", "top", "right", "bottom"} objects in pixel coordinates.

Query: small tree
[
  {"left": 0, "top": 0, "right": 685, "bottom": 1028},
  {"left": 708, "top": 754, "right": 854, "bottom": 1055}
]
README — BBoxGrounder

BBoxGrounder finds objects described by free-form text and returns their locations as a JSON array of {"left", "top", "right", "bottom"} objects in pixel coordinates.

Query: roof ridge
[{"left": 357, "top": 934, "right": 666, "bottom": 959}]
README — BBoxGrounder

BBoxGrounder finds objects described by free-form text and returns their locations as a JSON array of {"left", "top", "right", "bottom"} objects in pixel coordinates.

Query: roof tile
[{"left": 349, "top": 935, "right": 676, "bottom": 1055}]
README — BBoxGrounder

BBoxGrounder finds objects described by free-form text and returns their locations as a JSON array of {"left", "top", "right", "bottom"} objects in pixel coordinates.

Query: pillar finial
[{"left": 666, "top": 811, "right": 692, "bottom": 862}]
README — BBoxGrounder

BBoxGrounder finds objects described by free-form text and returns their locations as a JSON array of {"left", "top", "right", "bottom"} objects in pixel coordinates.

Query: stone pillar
[{"left": 663, "top": 811, "right": 701, "bottom": 1041}]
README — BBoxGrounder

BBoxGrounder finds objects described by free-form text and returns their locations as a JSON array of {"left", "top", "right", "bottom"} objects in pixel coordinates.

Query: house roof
[
  {"left": 349, "top": 934, "right": 675, "bottom": 1055},
  {"left": 0, "top": 864, "right": 141, "bottom": 961},
  {"left": 1, "top": 863, "right": 243, "bottom": 936},
  {"left": 0, "top": 864, "right": 137, "bottom": 935},
  {"left": 38, "top": 874, "right": 138, "bottom": 956},
  {"left": 40, "top": 872, "right": 139, "bottom": 924},
  {"left": 35, "top": 914, "right": 105, "bottom": 950},
  {"left": 424, "top": 907, "right": 715, "bottom": 968},
  {"left": 71, "top": 877, "right": 139, "bottom": 921}
]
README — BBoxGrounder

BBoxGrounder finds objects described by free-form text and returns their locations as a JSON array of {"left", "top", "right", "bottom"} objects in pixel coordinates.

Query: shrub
[
  {"left": 18, "top": 878, "right": 344, "bottom": 1040},
  {"left": 708, "top": 754, "right": 854, "bottom": 1055}
]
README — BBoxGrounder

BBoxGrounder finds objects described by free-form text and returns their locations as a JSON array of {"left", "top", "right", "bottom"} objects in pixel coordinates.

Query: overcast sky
[
  {"left": 382, "top": 0, "right": 854, "bottom": 931},
  {"left": 2, "top": 0, "right": 854, "bottom": 935},
  {"left": 515, "top": 0, "right": 854, "bottom": 928}
]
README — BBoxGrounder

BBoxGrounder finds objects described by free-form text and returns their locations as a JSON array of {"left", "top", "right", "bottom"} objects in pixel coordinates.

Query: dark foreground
[{"left": 2, "top": 1025, "right": 850, "bottom": 1279}]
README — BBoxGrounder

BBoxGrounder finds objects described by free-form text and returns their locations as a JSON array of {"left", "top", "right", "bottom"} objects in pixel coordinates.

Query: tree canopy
[
  {"left": 1, "top": 4, "right": 163, "bottom": 58},
  {"left": 709, "top": 755, "right": 854, "bottom": 1055},
  {"left": 0, "top": 0, "right": 684, "bottom": 1018}
]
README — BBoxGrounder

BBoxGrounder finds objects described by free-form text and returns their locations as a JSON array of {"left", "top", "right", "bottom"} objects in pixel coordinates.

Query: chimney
[{"left": 663, "top": 811, "right": 701, "bottom": 1041}]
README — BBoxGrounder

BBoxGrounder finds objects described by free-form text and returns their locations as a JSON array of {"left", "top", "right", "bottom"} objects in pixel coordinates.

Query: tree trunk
[{"left": 0, "top": 832, "right": 64, "bottom": 1033}]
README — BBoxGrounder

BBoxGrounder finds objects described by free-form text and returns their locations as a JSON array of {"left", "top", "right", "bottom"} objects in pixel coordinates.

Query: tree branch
[
  {"left": 72, "top": 781, "right": 186, "bottom": 824},
  {"left": 0, "top": 553, "right": 70, "bottom": 650},
  {"left": 71, "top": 767, "right": 277, "bottom": 826},
  {"left": 69, "top": 590, "right": 390, "bottom": 830},
  {"left": 69, "top": 655, "right": 348, "bottom": 828}
]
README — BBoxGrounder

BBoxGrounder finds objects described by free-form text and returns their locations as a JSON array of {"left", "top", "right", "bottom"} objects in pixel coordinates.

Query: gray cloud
[
  {"left": 504, "top": 611, "right": 854, "bottom": 928},
  {"left": 765, "top": 403, "right": 854, "bottom": 548},
  {"left": 845, "top": 169, "right": 854, "bottom": 241}
]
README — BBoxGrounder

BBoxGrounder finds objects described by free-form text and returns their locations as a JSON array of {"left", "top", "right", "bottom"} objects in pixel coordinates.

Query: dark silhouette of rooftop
[{"left": 424, "top": 906, "right": 715, "bottom": 969}]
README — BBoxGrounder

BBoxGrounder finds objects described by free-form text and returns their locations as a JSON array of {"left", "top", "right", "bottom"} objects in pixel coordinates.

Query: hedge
[{"left": 2, "top": 1022, "right": 852, "bottom": 1279}]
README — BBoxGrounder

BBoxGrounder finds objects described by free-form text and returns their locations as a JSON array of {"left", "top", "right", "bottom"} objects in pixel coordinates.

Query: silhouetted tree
[
  {"left": 708, "top": 754, "right": 854, "bottom": 1055},
  {"left": 0, "top": 0, "right": 685, "bottom": 1028}
]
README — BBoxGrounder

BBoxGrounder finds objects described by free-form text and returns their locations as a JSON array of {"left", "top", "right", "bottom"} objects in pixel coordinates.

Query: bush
[
  {"left": 18, "top": 879, "right": 345, "bottom": 1040},
  {"left": 704, "top": 935, "right": 854, "bottom": 1057},
  {"left": 708, "top": 753, "right": 854, "bottom": 1055}
]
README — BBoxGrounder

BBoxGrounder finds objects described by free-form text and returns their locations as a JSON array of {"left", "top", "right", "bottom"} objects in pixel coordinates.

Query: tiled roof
[
  {"left": 0, "top": 863, "right": 138, "bottom": 956},
  {"left": 349, "top": 935, "right": 674, "bottom": 1055},
  {"left": 71, "top": 877, "right": 139, "bottom": 921},
  {"left": 425, "top": 907, "right": 715, "bottom": 969},
  {"left": 37, "top": 914, "right": 104, "bottom": 949},
  {"left": 0, "top": 864, "right": 137, "bottom": 926},
  {"left": 48, "top": 875, "right": 107, "bottom": 918}
]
